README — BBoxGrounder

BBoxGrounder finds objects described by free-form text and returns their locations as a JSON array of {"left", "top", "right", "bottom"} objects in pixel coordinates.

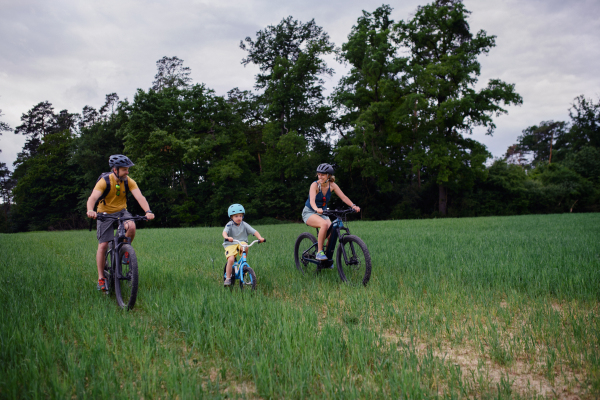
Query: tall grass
[{"left": 1, "top": 213, "right": 598, "bottom": 398}]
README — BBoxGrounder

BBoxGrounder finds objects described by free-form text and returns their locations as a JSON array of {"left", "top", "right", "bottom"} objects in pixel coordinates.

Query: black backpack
[{"left": 89, "top": 172, "right": 130, "bottom": 230}]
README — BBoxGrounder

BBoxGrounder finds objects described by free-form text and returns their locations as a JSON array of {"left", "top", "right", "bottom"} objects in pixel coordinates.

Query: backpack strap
[{"left": 100, "top": 174, "right": 111, "bottom": 204}]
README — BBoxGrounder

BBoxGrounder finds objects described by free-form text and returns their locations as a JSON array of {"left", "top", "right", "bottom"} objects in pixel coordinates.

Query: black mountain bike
[
  {"left": 294, "top": 208, "right": 371, "bottom": 286},
  {"left": 96, "top": 213, "right": 147, "bottom": 309}
]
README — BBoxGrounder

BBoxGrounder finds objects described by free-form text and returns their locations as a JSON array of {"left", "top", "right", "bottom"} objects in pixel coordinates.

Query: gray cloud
[{"left": 1, "top": 0, "right": 599, "bottom": 166}]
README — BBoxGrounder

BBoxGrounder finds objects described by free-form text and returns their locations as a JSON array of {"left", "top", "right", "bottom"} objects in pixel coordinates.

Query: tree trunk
[
  {"left": 258, "top": 153, "right": 262, "bottom": 174},
  {"left": 549, "top": 129, "right": 554, "bottom": 163},
  {"left": 439, "top": 184, "right": 447, "bottom": 216}
]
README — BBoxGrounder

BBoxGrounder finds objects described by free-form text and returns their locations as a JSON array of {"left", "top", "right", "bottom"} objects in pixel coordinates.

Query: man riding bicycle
[{"left": 86, "top": 155, "right": 155, "bottom": 292}]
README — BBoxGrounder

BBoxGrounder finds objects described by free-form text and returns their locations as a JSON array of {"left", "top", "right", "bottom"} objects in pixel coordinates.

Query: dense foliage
[{"left": 1, "top": 1, "right": 599, "bottom": 232}]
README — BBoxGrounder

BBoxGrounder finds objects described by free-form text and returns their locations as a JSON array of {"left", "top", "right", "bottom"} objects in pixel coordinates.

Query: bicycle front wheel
[
  {"left": 240, "top": 266, "right": 257, "bottom": 290},
  {"left": 336, "top": 235, "right": 371, "bottom": 286},
  {"left": 115, "top": 244, "right": 139, "bottom": 310},
  {"left": 294, "top": 232, "right": 318, "bottom": 275},
  {"left": 103, "top": 246, "right": 115, "bottom": 294}
]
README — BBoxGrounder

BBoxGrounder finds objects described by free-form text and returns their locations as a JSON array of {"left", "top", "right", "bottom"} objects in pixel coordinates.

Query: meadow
[{"left": 1, "top": 213, "right": 599, "bottom": 399}]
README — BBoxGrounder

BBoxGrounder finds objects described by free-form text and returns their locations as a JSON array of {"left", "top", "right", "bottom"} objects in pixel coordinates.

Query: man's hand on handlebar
[{"left": 87, "top": 210, "right": 97, "bottom": 219}]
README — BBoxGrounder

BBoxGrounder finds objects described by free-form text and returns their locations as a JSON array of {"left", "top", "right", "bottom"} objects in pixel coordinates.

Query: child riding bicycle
[{"left": 222, "top": 204, "right": 265, "bottom": 286}]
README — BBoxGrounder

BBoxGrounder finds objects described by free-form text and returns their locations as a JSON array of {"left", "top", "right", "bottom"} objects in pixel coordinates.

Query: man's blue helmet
[{"left": 228, "top": 204, "right": 245, "bottom": 217}]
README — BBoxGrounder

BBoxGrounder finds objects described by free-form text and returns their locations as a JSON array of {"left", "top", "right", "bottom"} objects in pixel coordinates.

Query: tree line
[{"left": 1, "top": 1, "right": 598, "bottom": 232}]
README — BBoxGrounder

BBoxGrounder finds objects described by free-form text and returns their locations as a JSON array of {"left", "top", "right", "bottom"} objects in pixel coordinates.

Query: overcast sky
[{"left": 1, "top": 0, "right": 599, "bottom": 168}]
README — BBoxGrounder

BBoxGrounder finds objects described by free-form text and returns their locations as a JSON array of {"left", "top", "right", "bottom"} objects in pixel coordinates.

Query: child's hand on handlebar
[
  {"left": 228, "top": 237, "right": 234, "bottom": 242},
  {"left": 260, "top": 238, "right": 266, "bottom": 243}
]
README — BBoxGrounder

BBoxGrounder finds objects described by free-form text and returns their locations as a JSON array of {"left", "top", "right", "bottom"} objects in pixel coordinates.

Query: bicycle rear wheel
[
  {"left": 336, "top": 235, "right": 371, "bottom": 286},
  {"left": 294, "top": 232, "right": 318, "bottom": 274},
  {"left": 240, "top": 266, "right": 257, "bottom": 290},
  {"left": 115, "top": 244, "right": 139, "bottom": 309}
]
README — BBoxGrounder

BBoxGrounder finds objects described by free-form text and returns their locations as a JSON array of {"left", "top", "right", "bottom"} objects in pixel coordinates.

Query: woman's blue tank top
[{"left": 305, "top": 182, "right": 331, "bottom": 211}]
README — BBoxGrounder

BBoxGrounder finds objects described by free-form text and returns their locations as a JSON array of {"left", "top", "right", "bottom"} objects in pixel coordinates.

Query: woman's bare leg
[{"left": 306, "top": 215, "right": 331, "bottom": 252}]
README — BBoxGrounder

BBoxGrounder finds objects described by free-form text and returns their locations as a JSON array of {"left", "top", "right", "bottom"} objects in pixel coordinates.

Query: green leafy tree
[
  {"left": 151, "top": 56, "right": 192, "bottom": 92},
  {"left": 240, "top": 16, "right": 336, "bottom": 219},
  {"left": 563, "top": 145, "right": 600, "bottom": 185},
  {"left": 11, "top": 130, "right": 83, "bottom": 231},
  {"left": 72, "top": 95, "right": 128, "bottom": 213},
  {"left": 557, "top": 95, "right": 600, "bottom": 154},
  {"left": 241, "top": 16, "right": 334, "bottom": 140},
  {"left": 528, "top": 162, "right": 594, "bottom": 213},
  {"left": 394, "top": 0, "right": 523, "bottom": 215},
  {"left": 332, "top": 5, "right": 415, "bottom": 217},
  {"left": 120, "top": 83, "right": 249, "bottom": 226},
  {"left": 13, "top": 101, "right": 56, "bottom": 163},
  {"left": 0, "top": 162, "right": 15, "bottom": 232},
  {"left": 0, "top": 108, "right": 11, "bottom": 149},
  {"left": 513, "top": 121, "right": 568, "bottom": 164},
  {"left": 469, "top": 160, "right": 529, "bottom": 216}
]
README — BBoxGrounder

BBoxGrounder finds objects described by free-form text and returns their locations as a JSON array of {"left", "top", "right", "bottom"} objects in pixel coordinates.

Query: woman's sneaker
[
  {"left": 97, "top": 278, "right": 108, "bottom": 293},
  {"left": 316, "top": 251, "right": 327, "bottom": 260}
]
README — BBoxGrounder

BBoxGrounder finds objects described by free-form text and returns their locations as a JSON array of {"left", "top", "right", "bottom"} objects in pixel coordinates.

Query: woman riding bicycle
[{"left": 302, "top": 163, "right": 360, "bottom": 260}]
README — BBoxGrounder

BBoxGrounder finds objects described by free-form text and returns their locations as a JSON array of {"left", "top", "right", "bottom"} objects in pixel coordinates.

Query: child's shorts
[{"left": 224, "top": 242, "right": 247, "bottom": 259}]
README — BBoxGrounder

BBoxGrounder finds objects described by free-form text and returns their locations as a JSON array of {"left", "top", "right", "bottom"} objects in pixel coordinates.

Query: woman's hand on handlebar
[{"left": 316, "top": 208, "right": 324, "bottom": 214}]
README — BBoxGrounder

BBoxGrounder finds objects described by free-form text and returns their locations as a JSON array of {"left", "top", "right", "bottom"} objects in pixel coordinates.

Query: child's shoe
[
  {"left": 224, "top": 278, "right": 232, "bottom": 286},
  {"left": 316, "top": 251, "right": 327, "bottom": 260}
]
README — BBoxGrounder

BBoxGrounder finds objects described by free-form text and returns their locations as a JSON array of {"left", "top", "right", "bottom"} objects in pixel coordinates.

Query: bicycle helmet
[
  {"left": 109, "top": 154, "right": 135, "bottom": 169},
  {"left": 316, "top": 163, "right": 334, "bottom": 175},
  {"left": 228, "top": 204, "right": 245, "bottom": 218}
]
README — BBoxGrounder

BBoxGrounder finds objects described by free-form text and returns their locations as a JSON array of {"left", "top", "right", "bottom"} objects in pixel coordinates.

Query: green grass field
[{"left": 1, "top": 213, "right": 599, "bottom": 399}]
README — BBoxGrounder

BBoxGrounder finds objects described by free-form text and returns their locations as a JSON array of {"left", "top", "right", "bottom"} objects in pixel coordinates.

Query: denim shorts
[{"left": 301, "top": 206, "right": 330, "bottom": 224}]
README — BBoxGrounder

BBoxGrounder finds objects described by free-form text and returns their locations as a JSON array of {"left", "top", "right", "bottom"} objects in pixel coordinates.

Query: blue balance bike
[
  {"left": 223, "top": 239, "right": 264, "bottom": 290},
  {"left": 294, "top": 208, "right": 371, "bottom": 286}
]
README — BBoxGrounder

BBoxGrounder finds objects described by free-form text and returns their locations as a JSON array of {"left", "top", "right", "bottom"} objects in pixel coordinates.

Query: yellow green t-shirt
[{"left": 94, "top": 173, "right": 139, "bottom": 214}]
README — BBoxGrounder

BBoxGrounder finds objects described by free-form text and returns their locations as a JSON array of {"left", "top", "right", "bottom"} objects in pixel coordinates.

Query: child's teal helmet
[{"left": 228, "top": 204, "right": 245, "bottom": 217}]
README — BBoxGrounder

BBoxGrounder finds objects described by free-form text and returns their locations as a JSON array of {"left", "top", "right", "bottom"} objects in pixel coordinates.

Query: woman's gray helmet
[
  {"left": 109, "top": 154, "right": 135, "bottom": 169},
  {"left": 316, "top": 163, "right": 334, "bottom": 175}
]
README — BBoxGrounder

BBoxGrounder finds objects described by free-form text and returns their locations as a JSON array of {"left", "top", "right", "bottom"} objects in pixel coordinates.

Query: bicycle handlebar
[
  {"left": 322, "top": 208, "right": 357, "bottom": 217},
  {"left": 96, "top": 213, "right": 148, "bottom": 222},
  {"left": 226, "top": 239, "right": 266, "bottom": 247}
]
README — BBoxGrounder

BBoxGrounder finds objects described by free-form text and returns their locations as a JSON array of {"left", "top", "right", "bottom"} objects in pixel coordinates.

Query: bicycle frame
[
  {"left": 97, "top": 213, "right": 146, "bottom": 280},
  {"left": 225, "top": 239, "right": 260, "bottom": 281},
  {"left": 302, "top": 210, "right": 352, "bottom": 268}
]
